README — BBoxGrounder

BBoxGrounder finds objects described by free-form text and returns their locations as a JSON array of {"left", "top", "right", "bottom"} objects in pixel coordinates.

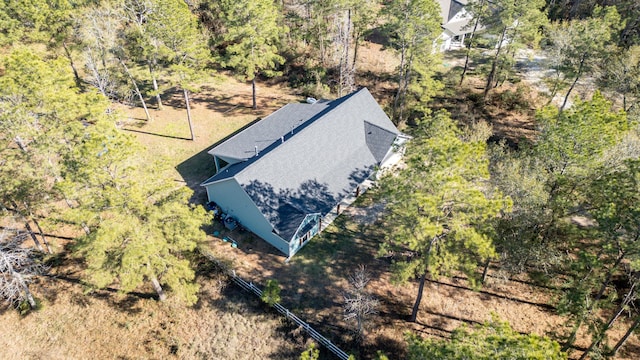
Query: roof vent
[
  {"left": 254, "top": 145, "right": 259, "bottom": 157},
  {"left": 281, "top": 136, "right": 284, "bottom": 144}
]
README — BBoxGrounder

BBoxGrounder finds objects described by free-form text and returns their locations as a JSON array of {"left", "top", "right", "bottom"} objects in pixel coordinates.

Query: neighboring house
[
  {"left": 201, "top": 88, "right": 408, "bottom": 258},
  {"left": 437, "top": 0, "right": 480, "bottom": 51}
]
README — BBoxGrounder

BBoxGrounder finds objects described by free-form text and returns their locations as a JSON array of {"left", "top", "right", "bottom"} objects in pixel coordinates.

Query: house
[
  {"left": 201, "top": 88, "right": 408, "bottom": 258},
  {"left": 437, "top": 0, "right": 480, "bottom": 51}
]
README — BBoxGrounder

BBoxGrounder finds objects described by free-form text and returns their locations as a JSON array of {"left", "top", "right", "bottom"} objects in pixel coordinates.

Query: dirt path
[{"left": 514, "top": 48, "right": 596, "bottom": 108}]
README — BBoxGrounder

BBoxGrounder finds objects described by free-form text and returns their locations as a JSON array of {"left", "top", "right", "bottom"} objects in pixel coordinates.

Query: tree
[
  {"left": 123, "top": 0, "right": 170, "bottom": 110},
  {"left": 57, "top": 116, "right": 209, "bottom": 304},
  {"left": 0, "top": 47, "right": 111, "bottom": 253},
  {"left": 379, "top": 112, "right": 509, "bottom": 322},
  {"left": 405, "top": 315, "right": 567, "bottom": 359},
  {"left": 0, "top": 0, "right": 74, "bottom": 46},
  {"left": 598, "top": 45, "right": 640, "bottom": 113},
  {"left": 570, "top": 158, "right": 640, "bottom": 357},
  {"left": 343, "top": 265, "right": 379, "bottom": 341},
  {"left": 0, "top": 222, "right": 46, "bottom": 309},
  {"left": 384, "top": 0, "right": 442, "bottom": 123},
  {"left": 73, "top": 186, "right": 209, "bottom": 304},
  {"left": 531, "top": 95, "right": 633, "bottom": 352},
  {"left": 487, "top": 144, "right": 561, "bottom": 278},
  {"left": 617, "top": 0, "right": 640, "bottom": 48},
  {"left": 534, "top": 92, "right": 629, "bottom": 244},
  {"left": 459, "top": 0, "right": 488, "bottom": 86},
  {"left": 609, "top": 310, "right": 640, "bottom": 357},
  {"left": 474, "top": 0, "right": 547, "bottom": 99},
  {"left": 261, "top": 279, "right": 281, "bottom": 306},
  {"left": 300, "top": 343, "right": 320, "bottom": 360},
  {"left": 279, "top": 0, "right": 378, "bottom": 96},
  {"left": 547, "top": 6, "right": 623, "bottom": 110},
  {"left": 349, "top": 0, "right": 379, "bottom": 72},
  {"left": 116, "top": 0, "right": 155, "bottom": 119},
  {"left": 147, "top": 0, "right": 209, "bottom": 139},
  {"left": 219, "top": 0, "right": 288, "bottom": 110},
  {"left": 78, "top": 4, "right": 124, "bottom": 101}
]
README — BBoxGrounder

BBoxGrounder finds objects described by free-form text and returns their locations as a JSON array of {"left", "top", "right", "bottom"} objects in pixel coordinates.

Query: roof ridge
[
  {"left": 232, "top": 87, "right": 371, "bottom": 179},
  {"left": 208, "top": 102, "right": 296, "bottom": 157}
]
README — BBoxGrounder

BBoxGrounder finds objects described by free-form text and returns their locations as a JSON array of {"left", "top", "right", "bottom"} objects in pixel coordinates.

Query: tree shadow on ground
[
  {"left": 122, "top": 127, "right": 192, "bottom": 141},
  {"left": 45, "top": 274, "right": 156, "bottom": 315},
  {"left": 175, "top": 117, "right": 261, "bottom": 204},
  {"left": 367, "top": 334, "right": 406, "bottom": 360},
  {"left": 160, "top": 84, "right": 288, "bottom": 117}
]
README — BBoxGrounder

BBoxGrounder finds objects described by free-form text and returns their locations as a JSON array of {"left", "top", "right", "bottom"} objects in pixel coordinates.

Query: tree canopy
[
  {"left": 406, "top": 316, "right": 567, "bottom": 360},
  {"left": 380, "top": 112, "right": 510, "bottom": 322}
]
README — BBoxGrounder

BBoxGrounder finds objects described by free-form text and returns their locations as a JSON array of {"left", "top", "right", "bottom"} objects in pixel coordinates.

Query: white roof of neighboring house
[
  {"left": 444, "top": 19, "right": 473, "bottom": 36},
  {"left": 438, "top": 0, "right": 478, "bottom": 37}
]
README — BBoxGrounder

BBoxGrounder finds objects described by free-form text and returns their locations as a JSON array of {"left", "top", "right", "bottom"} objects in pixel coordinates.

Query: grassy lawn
[{"left": 0, "top": 74, "right": 309, "bottom": 360}]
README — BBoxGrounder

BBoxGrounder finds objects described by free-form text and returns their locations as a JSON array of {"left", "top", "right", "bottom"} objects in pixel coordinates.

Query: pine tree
[
  {"left": 0, "top": 47, "right": 110, "bottom": 253},
  {"left": 472, "top": 0, "right": 547, "bottom": 99},
  {"left": 406, "top": 315, "right": 567, "bottom": 359},
  {"left": 59, "top": 119, "right": 209, "bottom": 304},
  {"left": 384, "top": 0, "right": 442, "bottom": 123},
  {"left": 547, "top": 6, "right": 623, "bottom": 110},
  {"left": 219, "top": 0, "right": 288, "bottom": 109},
  {"left": 379, "top": 112, "right": 510, "bottom": 322},
  {"left": 150, "top": 0, "right": 209, "bottom": 140}
]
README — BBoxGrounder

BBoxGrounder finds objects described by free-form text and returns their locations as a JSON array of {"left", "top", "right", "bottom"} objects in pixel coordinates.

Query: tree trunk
[
  {"left": 410, "top": 272, "right": 427, "bottom": 322},
  {"left": 119, "top": 58, "right": 151, "bottom": 121},
  {"left": 459, "top": 0, "right": 485, "bottom": 86},
  {"left": 562, "top": 253, "right": 625, "bottom": 352},
  {"left": 14, "top": 136, "right": 28, "bottom": 152},
  {"left": 31, "top": 216, "right": 52, "bottom": 254},
  {"left": 352, "top": 30, "right": 360, "bottom": 70},
  {"left": 579, "top": 280, "right": 638, "bottom": 360},
  {"left": 609, "top": 315, "right": 640, "bottom": 357},
  {"left": 393, "top": 10, "right": 411, "bottom": 123},
  {"left": 561, "top": 56, "right": 585, "bottom": 110},
  {"left": 563, "top": 317, "right": 585, "bottom": 352},
  {"left": 23, "top": 221, "right": 44, "bottom": 252},
  {"left": 63, "top": 42, "right": 83, "bottom": 89},
  {"left": 16, "top": 272, "right": 37, "bottom": 308},
  {"left": 183, "top": 88, "right": 195, "bottom": 141},
  {"left": 252, "top": 77, "right": 257, "bottom": 110},
  {"left": 149, "top": 271, "right": 167, "bottom": 301},
  {"left": 393, "top": 44, "right": 406, "bottom": 121},
  {"left": 484, "top": 27, "right": 507, "bottom": 99},
  {"left": 9, "top": 201, "right": 43, "bottom": 252},
  {"left": 481, "top": 259, "right": 491, "bottom": 284},
  {"left": 148, "top": 60, "right": 162, "bottom": 110},
  {"left": 81, "top": 223, "right": 91, "bottom": 235},
  {"left": 545, "top": 75, "right": 563, "bottom": 106},
  {"left": 21, "top": 201, "right": 52, "bottom": 254},
  {"left": 339, "top": 9, "right": 353, "bottom": 97}
]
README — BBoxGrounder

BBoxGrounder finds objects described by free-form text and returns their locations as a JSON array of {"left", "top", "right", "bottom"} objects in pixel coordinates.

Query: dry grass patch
[{"left": 0, "top": 271, "right": 304, "bottom": 360}]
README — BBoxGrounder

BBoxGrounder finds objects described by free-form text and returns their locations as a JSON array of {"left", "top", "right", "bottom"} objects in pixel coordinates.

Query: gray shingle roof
[
  {"left": 208, "top": 102, "right": 330, "bottom": 160},
  {"left": 202, "top": 88, "right": 399, "bottom": 240}
]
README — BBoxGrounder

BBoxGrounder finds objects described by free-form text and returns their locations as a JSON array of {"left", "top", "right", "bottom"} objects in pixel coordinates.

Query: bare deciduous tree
[
  {"left": 343, "top": 265, "right": 379, "bottom": 342},
  {"left": 0, "top": 226, "right": 46, "bottom": 309}
]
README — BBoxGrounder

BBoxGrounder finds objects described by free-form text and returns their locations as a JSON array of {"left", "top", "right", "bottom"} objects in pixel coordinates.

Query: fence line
[{"left": 201, "top": 250, "right": 350, "bottom": 360}]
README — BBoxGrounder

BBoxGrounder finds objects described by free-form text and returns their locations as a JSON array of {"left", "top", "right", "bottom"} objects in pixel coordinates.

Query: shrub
[{"left": 261, "top": 279, "right": 281, "bottom": 306}]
